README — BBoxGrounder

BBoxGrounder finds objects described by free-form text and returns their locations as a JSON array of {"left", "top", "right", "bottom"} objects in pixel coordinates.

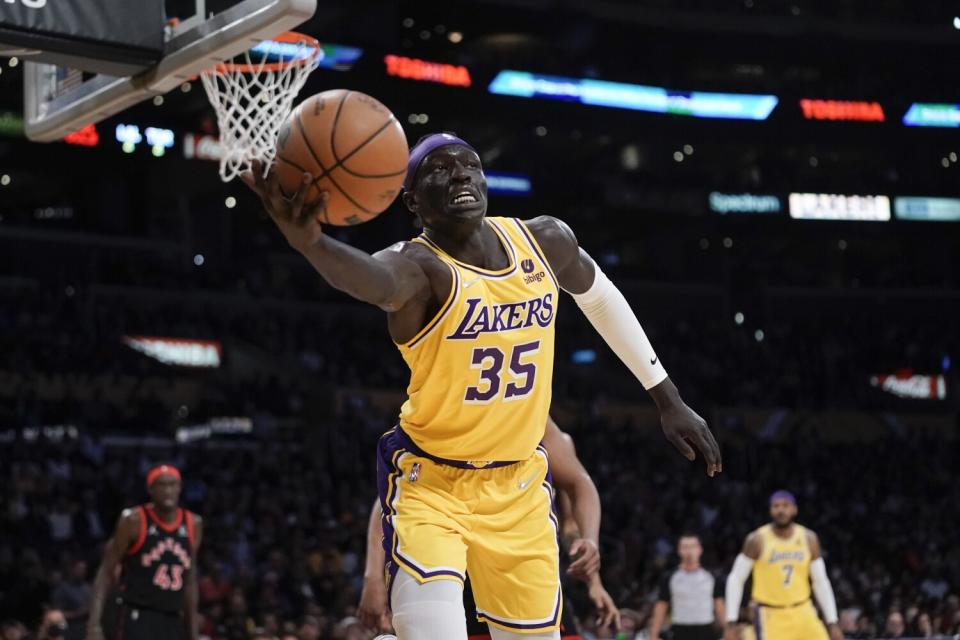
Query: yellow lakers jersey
[
  {"left": 396, "top": 216, "right": 558, "bottom": 463},
  {"left": 751, "top": 524, "right": 812, "bottom": 606}
]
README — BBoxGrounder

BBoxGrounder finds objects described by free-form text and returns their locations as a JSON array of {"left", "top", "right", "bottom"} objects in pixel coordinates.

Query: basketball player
[
  {"left": 86, "top": 465, "right": 201, "bottom": 640},
  {"left": 241, "top": 133, "right": 721, "bottom": 639},
  {"left": 358, "top": 416, "right": 620, "bottom": 638},
  {"left": 723, "top": 491, "right": 842, "bottom": 640}
]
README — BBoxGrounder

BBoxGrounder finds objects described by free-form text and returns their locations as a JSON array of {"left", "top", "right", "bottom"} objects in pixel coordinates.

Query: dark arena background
[{"left": 1, "top": 1, "right": 959, "bottom": 639}]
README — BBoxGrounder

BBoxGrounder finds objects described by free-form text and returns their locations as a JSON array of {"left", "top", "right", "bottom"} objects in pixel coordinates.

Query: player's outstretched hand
[
  {"left": 239, "top": 160, "right": 328, "bottom": 253},
  {"left": 587, "top": 575, "right": 620, "bottom": 631},
  {"left": 659, "top": 396, "right": 722, "bottom": 477},
  {"left": 567, "top": 538, "right": 600, "bottom": 581},
  {"left": 358, "top": 575, "right": 393, "bottom": 633},
  {"left": 828, "top": 623, "right": 844, "bottom": 640}
]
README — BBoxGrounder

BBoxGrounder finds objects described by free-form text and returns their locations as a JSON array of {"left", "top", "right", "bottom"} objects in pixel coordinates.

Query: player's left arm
[
  {"left": 185, "top": 514, "right": 203, "bottom": 640},
  {"left": 526, "top": 215, "right": 722, "bottom": 476},
  {"left": 713, "top": 571, "right": 726, "bottom": 628},
  {"left": 807, "top": 530, "right": 842, "bottom": 640},
  {"left": 542, "top": 416, "right": 601, "bottom": 579}
]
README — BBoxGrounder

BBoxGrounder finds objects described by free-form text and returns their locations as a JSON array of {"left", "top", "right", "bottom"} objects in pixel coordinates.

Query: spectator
[
  {"left": 199, "top": 560, "right": 233, "bottom": 606},
  {"left": 0, "top": 620, "right": 27, "bottom": 640},
  {"left": 50, "top": 560, "right": 91, "bottom": 640},
  {"left": 299, "top": 615, "right": 322, "bottom": 640},
  {"left": 35, "top": 609, "right": 68, "bottom": 640},
  {"left": 884, "top": 611, "right": 906, "bottom": 638},
  {"left": 219, "top": 592, "right": 254, "bottom": 640},
  {"left": 47, "top": 498, "right": 74, "bottom": 543},
  {"left": 75, "top": 491, "right": 106, "bottom": 542},
  {"left": 332, "top": 616, "right": 366, "bottom": 640},
  {"left": 908, "top": 611, "right": 933, "bottom": 637},
  {"left": 853, "top": 612, "right": 876, "bottom": 638}
]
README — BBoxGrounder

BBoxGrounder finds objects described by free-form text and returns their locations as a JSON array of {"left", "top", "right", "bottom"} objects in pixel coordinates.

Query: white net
[{"left": 200, "top": 36, "right": 321, "bottom": 182}]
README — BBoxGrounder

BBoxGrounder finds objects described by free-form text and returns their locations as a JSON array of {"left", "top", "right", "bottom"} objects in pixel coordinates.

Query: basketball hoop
[{"left": 200, "top": 31, "right": 321, "bottom": 182}]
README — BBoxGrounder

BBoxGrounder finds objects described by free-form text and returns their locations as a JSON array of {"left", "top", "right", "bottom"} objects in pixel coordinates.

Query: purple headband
[
  {"left": 403, "top": 133, "right": 477, "bottom": 192},
  {"left": 770, "top": 490, "right": 796, "bottom": 505}
]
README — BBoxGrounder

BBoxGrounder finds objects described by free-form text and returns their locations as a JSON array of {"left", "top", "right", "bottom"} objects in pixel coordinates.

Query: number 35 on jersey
[{"left": 396, "top": 217, "right": 558, "bottom": 463}]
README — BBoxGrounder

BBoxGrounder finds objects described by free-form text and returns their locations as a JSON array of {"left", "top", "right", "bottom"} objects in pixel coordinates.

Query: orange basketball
[{"left": 273, "top": 89, "right": 409, "bottom": 226}]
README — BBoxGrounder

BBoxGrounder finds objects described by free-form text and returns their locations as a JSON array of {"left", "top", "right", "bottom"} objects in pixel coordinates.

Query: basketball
[{"left": 273, "top": 89, "right": 409, "bottom": 226}]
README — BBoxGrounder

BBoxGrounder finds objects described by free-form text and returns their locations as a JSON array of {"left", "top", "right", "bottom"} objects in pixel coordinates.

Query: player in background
[
  {"left": 86, "top": 465, "right": 202, "bottom": 640},
  {"left": 723, "top": 491, "right": 842, "bottom": 640},
  {"left": 242, "top": 133, "right": 720, "bottom": 640},
  {"left": 358, "top": 416, "right": 620, "bottom": 638},
  {"left": 648, "top": 533, "right": 724, "bottom": 640}
]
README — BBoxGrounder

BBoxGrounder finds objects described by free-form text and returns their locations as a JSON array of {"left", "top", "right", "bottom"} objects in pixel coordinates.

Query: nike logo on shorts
[
  {"left": 518, "top": 474, "right": 536, "bottom": 490},
  {"left": 650, "top": 355, "right": 658, "bottom": 365}
]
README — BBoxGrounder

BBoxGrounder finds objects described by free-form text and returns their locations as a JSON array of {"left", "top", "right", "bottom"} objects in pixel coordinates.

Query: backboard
[{"left": 6, "top": 0, "right": 316, "bottom": 142}]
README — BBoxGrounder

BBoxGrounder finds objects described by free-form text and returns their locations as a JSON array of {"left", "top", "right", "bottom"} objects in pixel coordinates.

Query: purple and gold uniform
[
  {"left": 378, "top": 216, "right": 562, "bottom": 634},
  {"left": 752, "top": 524, "right": 828, "bottom": 640}
]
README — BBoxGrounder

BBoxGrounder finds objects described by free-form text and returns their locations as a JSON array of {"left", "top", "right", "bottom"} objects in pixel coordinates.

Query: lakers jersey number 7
[
  {"left": 395, "top": 216, "right": 558, "bottom": 463},
  {"left": 751, "top": 524, "right": 812, "bottom": 607}
]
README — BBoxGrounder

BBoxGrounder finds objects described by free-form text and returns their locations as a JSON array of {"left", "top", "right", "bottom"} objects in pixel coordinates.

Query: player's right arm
[
  {"left": 358, "top": 500, "right": 392, "bottom": 633},
  {"left": 723, "top": 532, "right": 762, "bottom": 640},
  {"left": 87, "top": 509, "right": 141, "bottom": 640},
  {"left": 241, "top": 163, "right": 431, "bottom": 313}
]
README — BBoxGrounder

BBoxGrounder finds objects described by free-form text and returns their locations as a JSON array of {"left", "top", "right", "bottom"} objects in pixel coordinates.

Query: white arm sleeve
[
  {"left": 810, "top": 557, "right": 839, "bottom": 624},
  {"left": 725, "top": 553, "right": 755, "bottom": 623},
  {"left": 568, "top": 261, "right": 668, "bottom": 389}
]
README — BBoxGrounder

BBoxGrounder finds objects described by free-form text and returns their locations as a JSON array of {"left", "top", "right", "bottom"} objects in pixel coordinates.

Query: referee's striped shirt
[{"left": 657, "top": 566, "right": 723, "bottom": 639}]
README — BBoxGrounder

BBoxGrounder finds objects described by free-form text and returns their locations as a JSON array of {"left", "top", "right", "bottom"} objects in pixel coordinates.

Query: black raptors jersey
[{"left": 121, "top": 505, "right": 196, "bottom": 613}]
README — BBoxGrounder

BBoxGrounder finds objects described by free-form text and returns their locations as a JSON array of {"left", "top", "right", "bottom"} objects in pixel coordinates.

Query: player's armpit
[
  {"left": 523, "top": 215, "right": 596, "bottom": 294},
  {"left": 364, "top": 243, "right": 433, "bottom": 311}
]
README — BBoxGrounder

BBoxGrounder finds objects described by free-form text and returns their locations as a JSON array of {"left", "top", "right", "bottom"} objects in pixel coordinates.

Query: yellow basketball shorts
[
  {"left": 376, "top": 427, "right": 563, "bottom": 634},
  {"left": 754, "top": 600, "right": 828, "bottom": 640}
]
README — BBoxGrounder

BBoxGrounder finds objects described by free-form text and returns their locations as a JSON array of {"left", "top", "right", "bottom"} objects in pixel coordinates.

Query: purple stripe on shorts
[
  {"left": 377, "top": 428, "right": 404, "bottom": 605},
  {"left": 377, "top": 427, "right": 466, "bottom": 601},
  {"left": 478, "top": 587, "right": 562, "bottom": 631}
]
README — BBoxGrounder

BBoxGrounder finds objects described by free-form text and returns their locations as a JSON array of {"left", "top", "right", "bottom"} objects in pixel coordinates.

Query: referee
[{"left": 648, "top": 534, "right": 724, "bottom": 640}]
